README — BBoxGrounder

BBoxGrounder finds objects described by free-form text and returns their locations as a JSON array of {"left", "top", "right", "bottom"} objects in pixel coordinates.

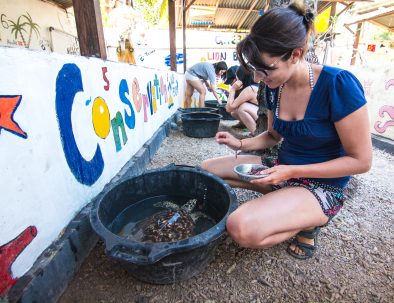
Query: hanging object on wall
[{"left": 117, "top": 38, "right": 136, "bottom": 64}]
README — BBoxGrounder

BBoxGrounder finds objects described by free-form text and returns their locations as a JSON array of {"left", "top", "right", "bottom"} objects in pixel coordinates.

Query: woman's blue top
[{"left": 265, "top": 65, "right": 367, "bottom": 188}]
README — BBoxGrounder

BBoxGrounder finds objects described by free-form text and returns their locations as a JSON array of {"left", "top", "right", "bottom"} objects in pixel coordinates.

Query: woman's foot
[{"left": 287, "top": 227, "right": 320, "bottom": 260}]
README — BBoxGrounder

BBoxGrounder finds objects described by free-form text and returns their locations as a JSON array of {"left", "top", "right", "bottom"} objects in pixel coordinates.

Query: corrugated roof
[
  {"left": 346, "top": 0, "right": 394, "bottom": 31},
  {"left": 176, "top": 0, "right": 376, "bottom": 32},
  {"left": 46, "top": 0, "right": 392, "bottom": 33},
  {"left": 44, "top": 0, "right": 73, "bottom": 9}
]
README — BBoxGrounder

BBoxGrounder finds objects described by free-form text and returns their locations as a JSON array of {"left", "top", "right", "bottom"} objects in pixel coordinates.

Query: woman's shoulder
[{"left": 320, "top": 65, "right": 359, "bottom": 82}]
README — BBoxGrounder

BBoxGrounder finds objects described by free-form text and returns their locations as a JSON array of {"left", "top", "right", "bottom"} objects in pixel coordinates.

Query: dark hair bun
[{"left": 303, "top": 11, "right": 314, "bottom": 23}]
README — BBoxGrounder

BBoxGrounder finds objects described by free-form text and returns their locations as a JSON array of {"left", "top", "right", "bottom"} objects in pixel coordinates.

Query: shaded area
[{"left": 60, "top": 121, "right": 394, "bottom": 303}]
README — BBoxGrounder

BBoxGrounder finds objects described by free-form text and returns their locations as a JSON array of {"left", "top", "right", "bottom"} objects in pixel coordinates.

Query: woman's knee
[
  {"left": 226, "top": 212, "right": 260, "bottom": 248},
  {"left": 200, "top": 159, "right": 211, "bottom": 171}
]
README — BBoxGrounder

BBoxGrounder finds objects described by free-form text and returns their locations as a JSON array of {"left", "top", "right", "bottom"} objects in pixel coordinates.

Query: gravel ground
[{"left": 60, "top": 120, "right": 394, "bottom": 303}]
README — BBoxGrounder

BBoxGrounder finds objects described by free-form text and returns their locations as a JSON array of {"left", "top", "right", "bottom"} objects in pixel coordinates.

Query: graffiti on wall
[
  {"left": 55, "top": 64, "right": 178, "bottom": 186},
  {"left": 164, "top": 53, "right": 184, "bottom": 67},
  {"left": 1, "top": 13, "right": 40, "bottom": 48},
  {"left": 214, "top": 34, "right": 244, "bottom": 46},
  {"left": 0, "top": 226, "right": 37, "bottom": 295},
  {"left": 201, "top": 51, "right": 238, "bottom": 63},
  {"left": 374, "top": 79, "right": 394, "bottom": 134},
  {"left": 0, "top": 95, "right": 27, "bottom": 139}
]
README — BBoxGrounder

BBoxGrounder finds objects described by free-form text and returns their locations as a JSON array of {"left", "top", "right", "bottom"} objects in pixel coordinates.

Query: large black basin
[
  {"left": 179, "top": 107, "right": 219, "bottom": 114},
  {"left": 205, "top": 100, "right": 235, "bottom": 120},
  {"left": 181, "top": 112, "right": 222, "bottom": 138},
  {"left": 90, "top": 165, "right": 237, "bottom": 284}
]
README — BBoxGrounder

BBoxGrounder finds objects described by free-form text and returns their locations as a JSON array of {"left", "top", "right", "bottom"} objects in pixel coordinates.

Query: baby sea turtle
[{"left": 130, "top": 198, "right": 209, "bottom": 243}]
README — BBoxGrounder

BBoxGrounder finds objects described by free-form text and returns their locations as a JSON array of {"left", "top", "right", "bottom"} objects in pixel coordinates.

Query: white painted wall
[
  {"left": 0, "top": 0, "right": 78, "bottom": 54},
  {"left": 349, "top": 65, "right": 394, "bottom": 141},
  {"left": 0, "top": 46, "right": 183, "bottom": 290},
  {"left": 107, "top": 29, "right": 244, "bottom": 70}
]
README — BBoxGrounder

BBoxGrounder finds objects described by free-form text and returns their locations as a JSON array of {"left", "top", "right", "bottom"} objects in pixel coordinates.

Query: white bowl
[{"left": 233, "top": 164, "right": 269, "bottom": 182}]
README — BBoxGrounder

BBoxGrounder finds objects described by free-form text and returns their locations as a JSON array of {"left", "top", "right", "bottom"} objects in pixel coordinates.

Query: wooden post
[
  {"left": 168, "top": 0, "right": 177, "bottom": 71},
  {"left": 351, "top": 23, "right": 362, "bottom": 65},
  {"left": 329, "top": 2, "right": 336, "bottom": 26},
  {"left": 182, "top": 0, "right": 187, "bottom": 73},
  {"left": 73, "top": 0, "right": 107, "bottom": 59}
]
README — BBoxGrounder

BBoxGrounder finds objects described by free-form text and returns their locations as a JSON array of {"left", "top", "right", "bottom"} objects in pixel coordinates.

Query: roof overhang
[{"left": 345, "top": 0, "right": 394, "bottom": 32}]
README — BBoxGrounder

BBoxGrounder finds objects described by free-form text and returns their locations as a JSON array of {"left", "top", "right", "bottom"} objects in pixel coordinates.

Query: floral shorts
[{"left": 263, "top": 157, "right": 346, "bottom": 222}]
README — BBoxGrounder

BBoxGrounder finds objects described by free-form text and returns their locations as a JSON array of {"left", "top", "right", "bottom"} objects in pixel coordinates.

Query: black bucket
[
  {"left": 204, "top": 100, "right": 235, "bottom": 120},
  {"left": 90, "top": 165, "right": 237, "bottom": 284},
  {"left": 181, "top": 112, "right": 222, "bottom": 138},
  {"left": 179, "top": 107, "right": 219, "bottom": 114}
]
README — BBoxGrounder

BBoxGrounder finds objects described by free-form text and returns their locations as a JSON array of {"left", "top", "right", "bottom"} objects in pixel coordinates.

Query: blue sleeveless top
[{"left": 265, "top": 65, "right": 367, "bottom": 188}]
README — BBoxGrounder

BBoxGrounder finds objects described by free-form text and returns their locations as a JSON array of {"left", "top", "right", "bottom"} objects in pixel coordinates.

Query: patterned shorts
[{"left": 263, "top": 157, "right": 346, "bottom": 222}]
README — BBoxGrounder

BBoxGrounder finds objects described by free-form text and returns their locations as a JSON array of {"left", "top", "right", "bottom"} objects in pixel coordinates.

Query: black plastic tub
[
  {"left": 181, "top": 112, "right": 222, "bottom": 138},
  {"left": 90, "top": 165, "right": 237, "bottom": 284},
  {"left": 179, "top": 107, "right": 219, "bottom": 114},
  {"left": 204, "top": 100, "right": 235, "bottom": 120}
]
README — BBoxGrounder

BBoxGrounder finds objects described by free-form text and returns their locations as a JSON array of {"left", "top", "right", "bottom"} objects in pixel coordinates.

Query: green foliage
[
  {"left": 134, "top": 0, "right": 167, "bottom": 28},
  {"left": 374, "top": 31, "right": 394, "bottom": 41}
]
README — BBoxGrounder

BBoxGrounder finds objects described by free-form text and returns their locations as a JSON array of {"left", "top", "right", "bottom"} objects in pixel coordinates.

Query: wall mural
[
  {"left": 1, "top": 13, "right": 40, "bottom": 48},
  {"left": 0, "top": 226, "right": 37, "bottom": 295},
  {"left": 55, "top": 63, "right": 177, "bottom": 186},
  {"left": 374, "top": 79, "right": 394, "bottom": 134},
  {"left": 0, "top": 95, "right": 27, "bottom": 138}
]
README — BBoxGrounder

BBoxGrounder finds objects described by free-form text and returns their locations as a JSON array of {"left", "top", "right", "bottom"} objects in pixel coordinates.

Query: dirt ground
[{"left": 59, "top": 120, "right": 394, "bottom": 303}]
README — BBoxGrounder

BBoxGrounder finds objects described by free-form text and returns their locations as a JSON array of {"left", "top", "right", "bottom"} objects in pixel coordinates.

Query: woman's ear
[{"left": 290, "top": 48, "right": 304, "bottom": 63}]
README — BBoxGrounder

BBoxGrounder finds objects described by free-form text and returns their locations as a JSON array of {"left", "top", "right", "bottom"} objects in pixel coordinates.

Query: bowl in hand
[{"left": 233, "top": 164, "right": 269, "bottom": 182}]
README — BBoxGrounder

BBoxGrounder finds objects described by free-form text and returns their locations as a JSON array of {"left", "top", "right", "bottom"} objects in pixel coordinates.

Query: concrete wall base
[
  {"left": 372, "top": 134, "right": 394, "bottom": 156},
  {"left": 6, "top": 116, "right": 175, "bottom": 303}
]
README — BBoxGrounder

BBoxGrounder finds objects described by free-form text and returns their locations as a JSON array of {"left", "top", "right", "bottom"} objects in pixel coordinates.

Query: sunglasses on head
[{"left": 245, "top": 51, "right": 291, "bottom": 77}]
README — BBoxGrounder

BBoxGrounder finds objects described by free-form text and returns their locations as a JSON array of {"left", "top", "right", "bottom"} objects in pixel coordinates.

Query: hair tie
[{"left": 303, "top": 11, "right": 314, "bottom": 23}]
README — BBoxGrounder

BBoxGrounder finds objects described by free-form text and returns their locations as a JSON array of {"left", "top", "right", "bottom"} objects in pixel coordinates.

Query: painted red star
[{"left": 0, "top": 95, "right": 27, "bottom": 138}]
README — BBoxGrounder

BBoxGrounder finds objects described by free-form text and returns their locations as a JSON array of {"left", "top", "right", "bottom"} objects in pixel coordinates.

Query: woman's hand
[
  {"left": 250, "top": 165, "right": 296, "bottom": 186},
  {"left": 216, "top": 132, "right": 241, "bottom": 150}
]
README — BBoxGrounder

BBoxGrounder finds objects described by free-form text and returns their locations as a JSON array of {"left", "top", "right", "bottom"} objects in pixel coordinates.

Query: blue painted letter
[{"left": 55, "top": 64, "right": 104, "bottom": 185}]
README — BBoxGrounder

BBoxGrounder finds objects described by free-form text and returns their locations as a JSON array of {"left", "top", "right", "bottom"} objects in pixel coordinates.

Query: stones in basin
[
  {"left": 139, "top": 209, "right": 195, "bottom": 243},
  {"left": 129, "top": 199, "right": 198, "bottom": 243}
]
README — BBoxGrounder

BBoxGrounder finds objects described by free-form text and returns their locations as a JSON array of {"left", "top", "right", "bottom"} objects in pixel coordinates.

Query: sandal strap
[
  {"left": 297, "top": 227, "right": 321, "bottom": 239},
  {"left": 289, "top": 238, "right": 316, "bottom": 257}
]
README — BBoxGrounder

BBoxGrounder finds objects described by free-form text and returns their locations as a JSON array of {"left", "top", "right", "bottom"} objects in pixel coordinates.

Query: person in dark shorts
[
  {"left": 185, "top": 61, "right": 228, "bottom": 107},
  {"left": 201, "top": 0, "right": 372, "bottom": 259}
]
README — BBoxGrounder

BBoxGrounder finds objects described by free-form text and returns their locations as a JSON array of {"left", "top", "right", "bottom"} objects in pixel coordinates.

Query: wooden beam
[
  {"left": 337, "top": 2, "right": 354, "bottom": 17},
  {"left": 168, "top": 0, "right": 177, "bottom": 71},
  {"left": 72, "top": 0, "right": 106, "bottom": 59},
  {"left": 237, "top": 0, "right": 259, "bottom": 31},
  {"left": 344, "top": 23, "right": 355, "bottom": 35},
  {"left": 329, "top": 2, "right": 337, "bottom": 27},
  {"left": 214, "top": 0, "right": 221, "bottom": 10},
  {"left": 351, "top": 22, "right": 362, "bottom": 65},
  {"left": 186, "top": 0, "right": 197, "bottom": 12},
  {"left": 183, "top": 0, "right": 187, "bottom": 73}
]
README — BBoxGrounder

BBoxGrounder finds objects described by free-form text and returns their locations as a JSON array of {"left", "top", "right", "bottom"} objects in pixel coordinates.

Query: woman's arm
[
  {"left": 293, "top": 105, "right": 372, "bottom": 178},
  {"left": 216, "top": 110, "right": 281, "bottom": 151},
  {"left": 240, "top": 110, "right": 282, "bottom": 150},
  {"left": 210, "top": 84, "right": 222, "bottom": 104},
  {"left": 227, "top": 86, "right": 258, "bottom": 112}
]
